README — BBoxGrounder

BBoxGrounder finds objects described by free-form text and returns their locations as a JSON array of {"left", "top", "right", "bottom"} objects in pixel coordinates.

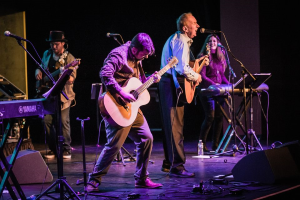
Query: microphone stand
[
  {"left": 226, "top": 52, "right": 255, "bottom": 155},
  {"left": 104, "top": 34, "right": 137, "bottom": 165},
  {"left": 223, "top": 46, "right": 239, "bottom": 153},
  {"left": 218, "top": 31, "right": 256, "bottom": 155},
  {"left": 10, "top": 37, "right": 80, "bottom": 199},
  {"left": 113, "top": 36, "right": 123, "bottom": 46},
  {"left": 213, "top": 45, "right": 245, "bottom": 157}
]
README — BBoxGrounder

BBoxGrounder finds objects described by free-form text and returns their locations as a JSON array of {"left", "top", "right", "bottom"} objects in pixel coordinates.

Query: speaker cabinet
[
  {"left": 232, "top": 141, "right": 300, "bottom": 184},
  {"left": 1, "top": 149, "right": 53, "bottom": 185}
]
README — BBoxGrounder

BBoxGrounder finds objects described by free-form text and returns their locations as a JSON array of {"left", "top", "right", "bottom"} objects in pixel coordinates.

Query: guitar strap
[
  {"left": 171, "top": 68, "right": 180, "bottom": 89},
  {"left": 137, "top": 62, "right": 147, "bottom": 83}
]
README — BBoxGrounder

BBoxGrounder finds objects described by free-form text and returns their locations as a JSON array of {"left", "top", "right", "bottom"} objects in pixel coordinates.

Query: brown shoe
[
  {"left": 135, "top": 177, "right": 163, "bottom": 188},
  {"left": 86, "top": 180, "right": 100, "bottom": 192},
  {"left": 161, "top": 160, "right": 171, "bottom": 172}
]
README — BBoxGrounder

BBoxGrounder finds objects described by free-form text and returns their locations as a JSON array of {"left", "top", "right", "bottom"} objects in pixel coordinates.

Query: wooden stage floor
[{"left": 1, "top": 139, "right": 300, "bottom": 200}]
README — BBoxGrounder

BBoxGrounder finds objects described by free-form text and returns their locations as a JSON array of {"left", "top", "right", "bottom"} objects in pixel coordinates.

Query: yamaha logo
[
  {"left": 18, "top": 105, "right": 37, "bottom": 114},
  {"left": 18, "top": 106, "right": 23, "bottom": 114}
]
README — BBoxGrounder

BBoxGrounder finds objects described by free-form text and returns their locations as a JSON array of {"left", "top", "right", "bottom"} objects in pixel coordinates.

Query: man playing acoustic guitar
[
  {"left": 35, "top": 30, "right": 78, "bottom": 159},
  {"left": 87, "top": 33, "right": 163, "bottom": 192},
  {"left": 158, "top": 12, "right": 210, "bottom": 177}
]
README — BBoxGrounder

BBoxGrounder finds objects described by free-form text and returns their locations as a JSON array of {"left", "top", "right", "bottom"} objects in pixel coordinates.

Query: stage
[{"left": 1, "top": 139, "right": 300, "bottom": 200}]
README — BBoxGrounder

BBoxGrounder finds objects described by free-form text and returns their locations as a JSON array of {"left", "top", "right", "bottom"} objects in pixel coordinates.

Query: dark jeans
[{"left": 199, "top": 95, "right": 225, "bottom": 148}]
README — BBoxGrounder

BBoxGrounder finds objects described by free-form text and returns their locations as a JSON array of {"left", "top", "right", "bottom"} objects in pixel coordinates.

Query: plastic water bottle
[
  {"left": 198, "top": 140, "right": 203, "bottom": 155},
  {"left": 13, "top": 123, "right": 20, "bottom": 139}
]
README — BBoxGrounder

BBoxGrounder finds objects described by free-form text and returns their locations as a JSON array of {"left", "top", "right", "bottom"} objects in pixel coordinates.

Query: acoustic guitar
[
  {"left": 178, "top": 43, "right": 210, "bottom": 103},
  {"left": 35, "top": 59, "right": 80, "bottom": 98},
  {"left": 98, "top": 56, "right": 178, "bottom": 127}
]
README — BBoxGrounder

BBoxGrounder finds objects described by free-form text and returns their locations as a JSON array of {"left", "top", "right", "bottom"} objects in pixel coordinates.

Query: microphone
[
  {"left": 200, "top": 28, "right": 220, "bottom": 34},
  {"left": 106, "top": 32, "right": 120, "bottom": 37},
  {"left": 217, "top": 44, "right": 225, "bottom": 49},
  {"left": 4, "top": 31, "right": 27, "bottom": 41}
]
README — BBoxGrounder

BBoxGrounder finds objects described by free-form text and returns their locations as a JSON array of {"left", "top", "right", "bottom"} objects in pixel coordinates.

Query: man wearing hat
[{"left": 35, "top": 30, "right": 78, "bottom": 159}]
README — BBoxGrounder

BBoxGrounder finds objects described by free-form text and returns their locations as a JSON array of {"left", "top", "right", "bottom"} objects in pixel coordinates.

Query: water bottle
[
  {"left": 198, "top": 140, "right": 203, "bottom": 155},
  {"left": 13, "top": 123, "right": 20, "bottom": 139}
]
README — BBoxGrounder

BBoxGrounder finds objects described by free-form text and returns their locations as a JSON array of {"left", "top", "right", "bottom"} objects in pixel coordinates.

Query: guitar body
[
  {"left": 184, "top": 78, "right": 197, "bottom": 103},
  {"left": 178, "top": 60, "right": 200, "bottom": 104},
  {"left": 99, "top": 77, "right": 150, "bottom": 127},
  {"left": 98, "top": 56, "right": 178, "bottom": 127}
]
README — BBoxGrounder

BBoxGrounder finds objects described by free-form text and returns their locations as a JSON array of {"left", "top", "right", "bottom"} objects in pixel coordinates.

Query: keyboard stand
[
  {"left": 0, "top": 119, "right": 27, "bottom": 200},
  {"left": 213, "top": 97, "right": 246, "bottom": 155}
]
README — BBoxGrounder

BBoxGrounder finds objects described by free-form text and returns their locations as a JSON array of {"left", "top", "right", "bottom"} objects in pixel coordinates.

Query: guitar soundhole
[{"left": 130, "top": 90, "right": 138, "bottom": 100}]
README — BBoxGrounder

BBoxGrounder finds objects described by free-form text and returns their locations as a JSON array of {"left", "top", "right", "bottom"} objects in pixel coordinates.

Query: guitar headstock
[
  {"left": 167, "top": 56, "right": 178, "bottom": 68},
  {"left": 206, "top": 43, "right": 211, "bottom": 56},
  {"left": 74, "top": 58, "right": 81, "bottom": 66}
]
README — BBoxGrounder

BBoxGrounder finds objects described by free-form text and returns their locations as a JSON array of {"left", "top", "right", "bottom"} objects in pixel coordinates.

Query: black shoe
[
  {"left": 203, "top": 145, "right": 210, "bottom": 152},
  {"left": 161, "top": 160, "right": 171, "bottom": 172},
  {"left": 169, "top": 168, "right": 195, "bottom": 178}
]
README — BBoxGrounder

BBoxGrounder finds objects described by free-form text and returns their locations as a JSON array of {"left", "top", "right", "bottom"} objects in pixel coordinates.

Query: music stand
[
  {"left": 234, "top": 73, "right": 271, "bottom": 90},
  {"left": 35, "top": 69, "right": 80, "bottom": 200}
]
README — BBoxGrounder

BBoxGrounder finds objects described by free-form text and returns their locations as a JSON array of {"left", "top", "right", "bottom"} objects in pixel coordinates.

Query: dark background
[{"left": 2, "top": 1, "right": 300, "bottom": 146}]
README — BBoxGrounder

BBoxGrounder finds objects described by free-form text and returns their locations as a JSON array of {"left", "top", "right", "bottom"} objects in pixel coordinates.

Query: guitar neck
[
  {"left": 43, "top": 61, "right": 79, "bottom": 82},
  {"left": 195, "top": 44, "right": 210, "bottom": 74},
  {"left": 133, "top": 61, "right": 173, "bottom": 97},
  {"left": 43, "top": 69, "right": 60, "bottom": 82},
  {"left": 196, "top": 59, "right": 206, "bottom": 74}
]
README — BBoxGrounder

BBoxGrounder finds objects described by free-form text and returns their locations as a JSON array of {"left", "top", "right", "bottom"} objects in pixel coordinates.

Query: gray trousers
[
  {"left": 44, "top": 106, "right": 71, "bottom": 152},
  {"left": 89, "top": 112, "right": 153, "bottom": 183}
]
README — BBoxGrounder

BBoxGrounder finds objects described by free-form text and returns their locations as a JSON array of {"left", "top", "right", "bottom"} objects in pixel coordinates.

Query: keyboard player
[{"left": 196, "top": 34, "right": 230, "bottom": 153}]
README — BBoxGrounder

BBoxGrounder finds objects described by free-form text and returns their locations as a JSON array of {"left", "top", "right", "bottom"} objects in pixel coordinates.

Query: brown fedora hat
[{"left": 46, "top": 30, "right": 68, "bottom": 42}]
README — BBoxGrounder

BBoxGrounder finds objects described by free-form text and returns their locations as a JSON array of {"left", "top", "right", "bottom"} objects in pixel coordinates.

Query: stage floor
[{"left": 2, "top": 139, "right": 300, "bottom": 200}]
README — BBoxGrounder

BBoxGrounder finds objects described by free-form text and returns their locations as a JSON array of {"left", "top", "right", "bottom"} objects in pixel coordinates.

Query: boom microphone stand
[
  {"left": 213, "top": 44, "right": 246, "bottom": 156},
  {"left": 106, "top": 33, "right": 136, "bottom": 165},
  {"left": 35, "top": 69, "right": 80, "bottom": 200},
  {"left": 4, "top": 32, "right": 79, "bottom": 199},
  {"left": 228, "top": 57, "right": 255, "bottom": 155}
]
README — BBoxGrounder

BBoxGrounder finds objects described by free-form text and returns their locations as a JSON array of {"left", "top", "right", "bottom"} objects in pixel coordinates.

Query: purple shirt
[
  {"left": 200, "top": 64, "right": 229, "bottom": 89},
  {"left": 100, "top": 41, "right": 147, "bottom": 94}
]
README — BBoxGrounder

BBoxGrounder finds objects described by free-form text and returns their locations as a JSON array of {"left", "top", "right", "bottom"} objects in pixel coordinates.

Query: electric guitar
[
  {"left": 98, "top": 56, "right": 178, "bottom": 127},
  {"left": 35, "top": 59, "right": 80, "bottom": 97},
  {"left": 179, "top": 43, "right": 210, "bottom": 103}
]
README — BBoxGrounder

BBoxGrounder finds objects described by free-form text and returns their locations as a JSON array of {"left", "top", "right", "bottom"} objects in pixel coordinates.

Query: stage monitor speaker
[
  {"left": 232, "top": 141, "right": 300, "bottom": 184},
  {"left": 0, "top": 149, "right": 53, "bottom": 185}
]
